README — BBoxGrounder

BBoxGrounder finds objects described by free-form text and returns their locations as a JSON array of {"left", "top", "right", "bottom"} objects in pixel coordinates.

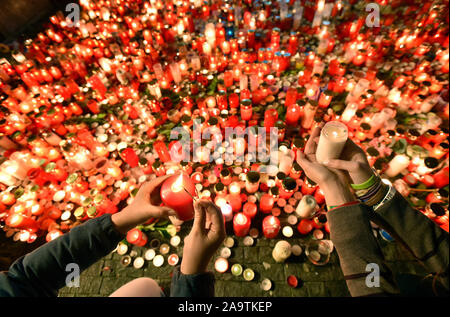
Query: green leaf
[{"left": 391, "top": 139, "right": 407, "bottom": 154}]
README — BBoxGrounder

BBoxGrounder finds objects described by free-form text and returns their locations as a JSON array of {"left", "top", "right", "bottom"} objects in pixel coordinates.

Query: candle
[
  {"left": 385, "top": 155, "right": 411, "bottom": 178},
  {"left": 243, "top": 202, "right": 257, "bottom": 219},
  {"left": 240, "top": 100, "right": 253, "bottom": 121},
  {"left": 6, "top": 214, "right": 39, "bottom": 232},
  {"left": 214, "top": 257, "right": 229, "bottom": 273},
  {"left": 295, "top": 195, "right": 317, "bottom": 219},
  {"left": 126, "top": 228, "right": 148, "bottom": 247},
  {"left": 160, "top": 173, "right": 196, "bottom": 221},
  {"left": 260, "top": 193, "right": 275, "bottom": 214},
  {"left": 233, "top": 213, "right": 251, "bottom": 237},
  {"left": 262, "top": 215, "right": 281, "bottom": 238},
  {"left": 220, "top": 203, "right": 233, "bottom": 222},
  {"left": 297, "top": 219, "right": 314, "bottom": 235},
  {"left": 231, "top": 263, "right": 243, "bottom": 276},
  {"left": 272, "top": 240, "right": 292, "bottom": 262},
  {"left": 315, "top": 121, "right": 348, "bottom": 164},
  {"left": 245, "top": 171, "right": 260, "bottom": 193}
]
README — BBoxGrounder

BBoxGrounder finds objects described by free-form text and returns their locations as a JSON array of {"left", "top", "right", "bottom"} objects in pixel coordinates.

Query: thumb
[
  {"left": 192, "top": 200, "right": 207, "bottom": 233},
  {"left": 323, "top": 159, "right": 359, "bottom": 172}
]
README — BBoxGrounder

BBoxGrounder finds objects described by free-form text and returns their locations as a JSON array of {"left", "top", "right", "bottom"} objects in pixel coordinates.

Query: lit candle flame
[{"left": 171, "top": 173, "right": 184, "bottom": 192}]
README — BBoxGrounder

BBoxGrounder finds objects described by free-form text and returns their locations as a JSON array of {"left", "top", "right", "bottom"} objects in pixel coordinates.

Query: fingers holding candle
[{"left": 182, "top": 200, "right": 226, "bottom": 275}]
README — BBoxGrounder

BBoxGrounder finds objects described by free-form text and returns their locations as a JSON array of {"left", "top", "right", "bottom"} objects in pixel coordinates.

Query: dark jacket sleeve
[
  {"left": 327, "top": 203, "right": 399, "bottom": 296},
  {"left": 368, "top": 190, "right": 449, "bottom": 290},
  {"left": 170, "top": 266, "right": 215, "bottom": 297},
  {"left": 0, "top": 214, "right": 124, "bottom": 297}
]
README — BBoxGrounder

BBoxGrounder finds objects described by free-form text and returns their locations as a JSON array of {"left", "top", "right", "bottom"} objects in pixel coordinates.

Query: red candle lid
[
  {"left": 287, "top": 275, "right": 298, "bottom": 288},
  {"left": 168, "top": 254, "right": 179, "bottom": 266}
]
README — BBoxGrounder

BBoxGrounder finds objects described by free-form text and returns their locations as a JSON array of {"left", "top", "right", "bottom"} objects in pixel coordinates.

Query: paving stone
[
  {"left": 79, "top": 274, "right": 102, "bottom": 295},
  {"left": 258, "top": 247, "right": 273, "bottom": 263},
  {"left": 231, "top": 247, "right": 244, "bottom": 262},
  {"left": 243, "top": 247, "right": 259, "bottom": 263},
  {"left": 57, "top": 236, "right": 428, "bottom": 297},
  {"left": 305, "top": 282, "right": 328, "bottom": 297},
  {"left": 82, "top": 260, "right": 104, "bottom": 276},
  {"left": 325, "top": 281, "right": 351, "bottom": 297},
  {"left": 214, "top": 281, "right": 227, "bottom": 297},
  {"left": 255, "top": 237, "right": 270, "bottom": 247},
  {"left": 271, "top": 282, "right": 292, "bottom": 296}
]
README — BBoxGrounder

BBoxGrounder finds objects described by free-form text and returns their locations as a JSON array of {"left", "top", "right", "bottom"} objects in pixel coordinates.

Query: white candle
[
  {"left": 315, "top": 121, "right": 348, "bottom": 164},
  {"left": 301, "top": 103, "right": 317, "bottom": 129},
  {"left": 170, "top": 63, "right": 182, "bottom": 84},
  {"left": 0, "top": 171, "right": 17, "bottom": 186},
  {"left": 341, "top": 102, "right": 358, "bottom": 122},
  {"left": 385, "top": 154, "right": 411, "bottom": 177},
  {"left": 220, "top": 203, "right": 233, "bottom": 222},
  {"left": 239, "top": 74, "right": 248, "bottom": 90},
  {"left": 295, "top": 195, "right": 317, "bottom": 218},
  {"left": 2, "top": 160, "right": 28, "bottom": 180},
  {"left": 272, "top": 240, "right": 292, "bottom": 263}
]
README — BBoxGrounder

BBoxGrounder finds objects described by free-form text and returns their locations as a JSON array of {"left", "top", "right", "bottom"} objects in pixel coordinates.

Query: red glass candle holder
[
  {"left": 233, "top": 213, "right": 251, "bottom": 237},
  {"left": 262, "top": 215, "right": 281, "bottom": 238},
  {"left": 126, "top": 228, "right": 148, "bottom": 246},
  {"left": 160, "top": 173, "right": 196, "bottom": 221}
]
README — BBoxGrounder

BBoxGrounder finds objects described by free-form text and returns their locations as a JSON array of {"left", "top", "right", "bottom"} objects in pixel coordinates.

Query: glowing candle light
[
  {"left": 233, "top": 212, "right": 251, "bottom": 237},
  {"left": 262, "top": 215, "right": 281, "bottom": 238},
  {"left": 385, "top": 155, "right": 411, "bottom": 178},
  {"left": 160, "top": 173, "right": 196, "bottom": 221}
]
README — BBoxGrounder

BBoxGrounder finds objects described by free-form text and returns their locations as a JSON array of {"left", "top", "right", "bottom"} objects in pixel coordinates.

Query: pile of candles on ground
[{"left": 0, "top": 0, "right": 448, "bottom": 254}]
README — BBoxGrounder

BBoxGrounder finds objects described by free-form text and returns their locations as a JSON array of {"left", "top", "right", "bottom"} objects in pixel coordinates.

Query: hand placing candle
[
  {"left": 181, "top": 200, "right": 226, "bottom": 275},
  {"left": 111, "top": 175, "right": 177, "bottom": 234}
]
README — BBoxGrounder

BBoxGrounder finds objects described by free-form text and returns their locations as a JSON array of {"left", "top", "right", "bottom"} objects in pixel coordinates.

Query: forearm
[
  {"left": 369, "top": 190, "right": 449, "bottom": 289},
  {"left": 320, "top": 177, "right": 356, "bottom": 208},
  {"left": 6, "top": 214, "right": 124, "bottom": 296},
  {"left": 327, "top": 203, "right": 399, "bottom": 296}
]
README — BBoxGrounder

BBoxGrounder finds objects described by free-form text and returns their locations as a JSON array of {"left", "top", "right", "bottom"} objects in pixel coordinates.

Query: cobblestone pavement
[{"left": 55, "top": 222, "right": 429, "bottom": 297}]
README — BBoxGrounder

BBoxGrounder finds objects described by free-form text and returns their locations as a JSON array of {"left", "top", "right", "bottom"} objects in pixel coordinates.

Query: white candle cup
[
  {"left": 295, "top": 195, "right": 317, "bottom": 218},
  {"left": 341, "top": 102, "right": 358, "bottom": 122},
  {"left": 272, "top": 240, "right": 292, "bottom": 263},
  {"left": 0, "top": 172, "right": 18, "bottom": 186},
  {"left": 384, "top": 154, "right": 411, "bottom": 177},
  {"left": 315, "top": 121, "right": 348, "bottom": 164}
]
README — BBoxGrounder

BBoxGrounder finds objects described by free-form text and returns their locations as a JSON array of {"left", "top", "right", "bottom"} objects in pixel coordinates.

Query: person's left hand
[
  {"left": 181, "top": 200, "right": 226, "bottom": 275},
  {"left": 112, "top": 175, "right": 177, "bottom": 234}
]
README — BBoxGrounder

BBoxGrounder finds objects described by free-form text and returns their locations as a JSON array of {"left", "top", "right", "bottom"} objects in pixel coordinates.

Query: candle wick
[{"left": 183, "top": 187, "right": 197, "bottom": 201}]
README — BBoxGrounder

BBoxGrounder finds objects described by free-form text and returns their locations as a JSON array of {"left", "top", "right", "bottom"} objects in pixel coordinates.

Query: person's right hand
[
  {"left": 181, "top": 200, "right": 226, "bottom": 275},
  {"left": 322, "top": 139, "right": 375, "bottom": 185}
]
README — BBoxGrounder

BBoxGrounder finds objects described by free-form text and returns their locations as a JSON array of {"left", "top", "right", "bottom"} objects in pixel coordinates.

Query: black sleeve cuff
[{"left": 170, "top": 266, "right": 215, "bottom": 297}]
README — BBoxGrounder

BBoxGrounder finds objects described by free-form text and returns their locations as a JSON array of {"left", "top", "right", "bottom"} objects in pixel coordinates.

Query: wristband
[
  {"left": 351, "top": 174, "right": 377, "bottom": 190},
  {"left": 373, "top": 185, "right": 396, "bottom": 211},
  {"left": 328, "top": 201, "right": 360, "bottom": 211}
]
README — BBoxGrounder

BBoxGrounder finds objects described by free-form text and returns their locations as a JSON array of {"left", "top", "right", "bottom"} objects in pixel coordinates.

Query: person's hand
[
  {"left": 181, "top": 200, "right": 226, "bottom": 275},
  {"left": 322, "top": 139, "right": 375, "bottom": 185},
  {"left": 112, "top": 175, "right": 177, "bottom": 234},
  {"left": 296, "top": 124, "right": 355, "bottom": 207}
]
